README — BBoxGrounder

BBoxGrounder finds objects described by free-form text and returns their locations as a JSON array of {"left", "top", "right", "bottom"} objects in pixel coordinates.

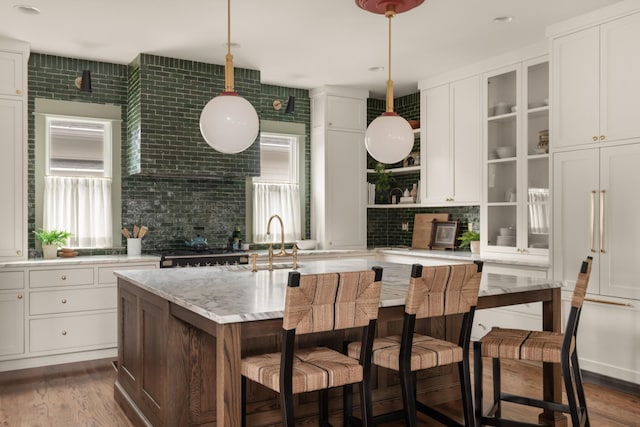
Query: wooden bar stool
[
  {"left": 241, "top": 267, "right": 383, "bottom": 426},
  {"left": 473, "top": 256, "right": 593, "bottom": 427},
  {"left": 345, "top": 262, "right": 483, "bottom": 426}
]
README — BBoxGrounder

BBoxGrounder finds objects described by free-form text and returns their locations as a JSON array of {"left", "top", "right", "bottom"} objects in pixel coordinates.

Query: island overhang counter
[{"left": 114, "top": 259, "right": 564, "bottom": 427}]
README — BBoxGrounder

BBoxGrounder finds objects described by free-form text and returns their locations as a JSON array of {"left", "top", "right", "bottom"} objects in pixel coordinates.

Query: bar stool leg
[
  {"left": 572, "top": 350, "right": 590, "bottom": 427},
  {"left": 562, "top": 354, "right": 580, "bottom": 427},
  {"left": 400, "top": 366, "right": 417, "bottom": 426},
  {"left": 492, "top": 357, "right": 502, "bottom": 417},
  {"left": 473, "top": 341, "right": 484, "bottom": 427}
]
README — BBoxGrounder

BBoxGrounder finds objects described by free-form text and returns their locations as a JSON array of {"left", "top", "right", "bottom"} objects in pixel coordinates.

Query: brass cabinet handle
[
  {"left": 592, "top": 136, "right": 598, "bottom": 141},
  {"left": 585, "top": 297, "right": 632, "bottom": 307},
  {"left": 600, "top": 190, "right": 606, "bottom": 253},
  {"left": 16, "top": 249, "right": 22, "bottom": 256},
  {"left": 16, "top": 89, "right": 21, "bottom": 95},
  {"left": 62, "top": 331, "right": 67, "bottom": 336},
  {"left": 600, "top": 135, "right": 605, "bottom": 140},
  {"left": 61, "top": 275, "right": 67, "bottom": 280},
  {"left": 61, "top": 298, "right": 67, "bottom": 304},
  {"left": 17, "top": 293, "right": 23, "bottom": 299},
  {"left": 590, "top": 191, "right": 596, "bottom": 253}
]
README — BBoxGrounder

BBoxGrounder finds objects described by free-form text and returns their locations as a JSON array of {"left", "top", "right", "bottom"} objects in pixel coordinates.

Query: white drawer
[
  {"left": 0, "top": 271, "right": 24, "bottom": 290},
  {"left": 97, "top": 263, "right": 156, "bottom": 285},
  {"left": 29, "top": 268, "right": 94, "bottom": 288},
  {"left": 30, "top": 287, "right": 116, "bottom": 315},
  {"left": 29, "top": 311, "right": 116, "bottom": 353}
]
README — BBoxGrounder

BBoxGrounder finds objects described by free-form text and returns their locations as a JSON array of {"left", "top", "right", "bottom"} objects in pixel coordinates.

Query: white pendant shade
[
  {"left": 365, "top": 113, "right": 414, "bottom": 164},
  {"left": 199, "top": 93, "right": 259, "bottom": 154}
]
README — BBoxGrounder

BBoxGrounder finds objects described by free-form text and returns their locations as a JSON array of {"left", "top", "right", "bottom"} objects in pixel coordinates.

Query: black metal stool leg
[
  {"left": 400, "top": 366, "right": 417, "bottom": 427},
  {"left": 562, "top": 354, "right": 580, "bottom": 427},
  {"left": 492, "top": 357, "right": 501, "bottom": 418},
  {"left": 572, "top": 350, "right": 590, "bottom": 427},
  {"left": 474, "top": 341, "right": 484, "bottom": 427}
]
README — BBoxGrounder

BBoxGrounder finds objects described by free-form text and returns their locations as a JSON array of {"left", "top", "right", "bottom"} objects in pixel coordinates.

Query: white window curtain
[
  {"left": 252, "top": 182, "right": 300, "bottom": 243},
  {"left": 43, "top": 176, "right": 113, "bottom": 248}
]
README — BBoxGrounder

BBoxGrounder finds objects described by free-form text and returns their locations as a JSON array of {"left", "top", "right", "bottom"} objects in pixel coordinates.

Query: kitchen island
[{"left": 114, "top": 259, "right": 564, "bottom": 427}]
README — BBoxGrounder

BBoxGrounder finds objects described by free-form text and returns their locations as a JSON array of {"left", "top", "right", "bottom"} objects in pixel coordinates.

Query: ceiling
[{"left": 1, "top": 0, "right": 622, "bottom": 98}]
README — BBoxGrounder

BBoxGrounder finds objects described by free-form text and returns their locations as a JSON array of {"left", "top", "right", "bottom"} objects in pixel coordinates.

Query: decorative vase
[
  {"left": 410, "top": 183, "right": 418, "bottom": 201},
  {"left": 42, "top": 244, "right": 58, "bottom": 259},
  {"left": 470, "top": 241, "right": 480, "bottom": 254}
]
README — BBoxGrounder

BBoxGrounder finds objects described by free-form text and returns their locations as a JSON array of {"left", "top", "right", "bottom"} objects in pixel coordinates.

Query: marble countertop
[{"left": 114, "top": 258, "right": 561, "bottom": 325}]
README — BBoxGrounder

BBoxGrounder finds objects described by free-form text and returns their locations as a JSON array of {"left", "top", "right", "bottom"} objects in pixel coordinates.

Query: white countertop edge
[{"left": 0, "top": 254, "right": 160, "bottom": 268}]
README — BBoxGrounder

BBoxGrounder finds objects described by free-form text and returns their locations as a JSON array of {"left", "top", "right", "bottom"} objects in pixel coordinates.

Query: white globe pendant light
[
  {"left": 358, "top": 0, "right": 424, "bottom": 164},
  {"left": 199, "top": 0, "right": 259, "bottom": 154}
]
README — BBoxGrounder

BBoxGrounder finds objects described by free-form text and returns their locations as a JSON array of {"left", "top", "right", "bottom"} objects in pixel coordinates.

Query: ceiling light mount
[
  {"left": 357, "top": 0, "right": 423, "bottom": 164},
  {"left": 199, "top": 0, "right": 259, "bottom": 154}
]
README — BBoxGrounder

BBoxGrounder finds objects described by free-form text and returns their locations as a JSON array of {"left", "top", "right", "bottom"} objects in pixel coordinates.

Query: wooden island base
[{"left": 115, "top": 280, "right": 463, "bottom": 427}]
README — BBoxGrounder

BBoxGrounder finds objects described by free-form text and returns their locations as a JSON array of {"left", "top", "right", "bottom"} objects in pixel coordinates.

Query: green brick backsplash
[
  {"left": 367, "top": 205, "right": 480, "bottom": 248},
  {"left": 27, "top": 53, "right": 311, "bottom": 252}
]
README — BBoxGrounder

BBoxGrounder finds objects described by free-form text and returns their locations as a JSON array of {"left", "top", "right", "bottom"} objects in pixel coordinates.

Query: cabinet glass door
[
  {"left": 486, "top": 67, "right": 519, "bottom": 250},
  {"left": 524, "top": 59, "right": 549, "bottom": 254}
]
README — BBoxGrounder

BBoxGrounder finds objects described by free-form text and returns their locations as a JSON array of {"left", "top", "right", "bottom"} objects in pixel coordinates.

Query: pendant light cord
[
  {"left": 385, "top": 6, "right": 395, "bottom": 113},
  {"left": 224, "top": 0, "right": 234, "bottom": 92}
]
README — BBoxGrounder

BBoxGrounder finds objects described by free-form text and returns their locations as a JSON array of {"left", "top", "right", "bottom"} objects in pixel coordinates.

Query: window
[
  {"left": 35, "top": 99, "right": 122, "bottom": 250},
  {"left": 252, "top": 133, "right": 302, "bottom": 243}
]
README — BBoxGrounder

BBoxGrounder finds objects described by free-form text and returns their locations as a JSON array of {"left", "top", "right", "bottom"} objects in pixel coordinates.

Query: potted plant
[
  {"left": 373, "top": 163, "right": 395, "bottom": 204},
  {"left": 33, "top": 229, "right": 72, "bottom": 259},
  {"left": 458, "top": 230, "right": 480, "bottom": 254}
]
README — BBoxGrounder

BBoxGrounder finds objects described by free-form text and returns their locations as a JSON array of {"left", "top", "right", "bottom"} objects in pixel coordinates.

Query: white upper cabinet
[
  {"left": 423, "top": 75, "right": 481, "bottom": 205},
  {"left": 482, "top": 56, "right": 550, "bottom": 260},
  {"left": 552, "top": 11, "right": 640, "bottom": 149},
  {"left": 0, "top": 51, "right": 24, "bottom": 97},
  {"left": 310, "top": 88, "right": 367, "bottom": 249},
  {"left": 0, "top": 39, "right": 28, "bottom": 262}
]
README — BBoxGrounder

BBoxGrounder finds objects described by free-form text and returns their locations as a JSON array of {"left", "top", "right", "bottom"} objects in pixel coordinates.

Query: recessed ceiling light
[
  {"left": 222, "top": 42, "right": 241, "bottom": 49},
  {"left": 13, "top": 4, "right": 41, "bottom": 15},
  {"left": 368, "top": 66, "right": 384, "bottom": 72},
  {"left": 493, "top": 16, "right": 514, "bottom": 24}
]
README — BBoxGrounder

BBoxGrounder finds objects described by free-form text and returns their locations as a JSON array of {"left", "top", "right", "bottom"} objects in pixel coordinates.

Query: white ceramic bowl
[
  {"left": 496, "top": 235, "right": 516, "bottom": 246},
  {"left": 499, "top": 227, "right": 516, "bottom": 236},
  {"left": 296, "top": 239, "right": 317, "bottom": 250},
  {"left": 495, "top": 146, "right": 516, "bottom": 158}
]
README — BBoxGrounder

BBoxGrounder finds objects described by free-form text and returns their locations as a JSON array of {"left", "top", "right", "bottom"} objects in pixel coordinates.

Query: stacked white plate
[{"left": 496, "top": 227, "right": 516, "bottom": 246}]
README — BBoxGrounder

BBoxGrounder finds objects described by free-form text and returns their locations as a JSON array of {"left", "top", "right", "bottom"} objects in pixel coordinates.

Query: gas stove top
[{"left": 156, "top": 248, "right": 249, "bottom": 268}]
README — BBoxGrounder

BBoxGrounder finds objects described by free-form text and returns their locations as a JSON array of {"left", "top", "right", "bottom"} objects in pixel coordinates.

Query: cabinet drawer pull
[
  {"left": 477, "top": 323, "right": 487, "bottom": 330},
  {"left": 16, "top": 89, "right": 22, "bottom": 95},
  {"left": 584, "top": 297, "right": 632, "bottom": 307},
  {"left": 16, "top": 249, "right": 22, "bottom": 256},
  {"left": 61, "top": 275, "right": 67, "bottom": 280},
  {"left": 590, "top": 190, "right": 596, "bottom": 253},
  {"left": 600, "top": 135, "right": 605, "bottom": 141},
  {"left": 61, "top": 331, "right": 67, "bottom": 336},
  {"left": 592, "top": 136, "right": 598, "bottom": 141},
  {"left": 600, "top": 190, "right": 605, "bottom": 253},
  {"left": 17, "top": 293, "right": 23, "bottom": 299},
  {"left": 61, "top": 298, "right": 67, "bottom": 304}
]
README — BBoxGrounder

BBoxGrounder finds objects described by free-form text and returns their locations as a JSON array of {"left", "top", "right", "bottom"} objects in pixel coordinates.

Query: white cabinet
[
  {"left": 563, "top": 294, "right": 640, "bottom": 385},
  {"left": 0, "top": 50, "right": 24, "bottom": 97},
  {"left": 423, "top": 75, "right": 481, "bottom": 205},
  {"left": 0, "top": 39, "right": 28, "bottom": 262},
  {"left": 553, "top": 143, "right": 640, "bottom": 301},
  {"left": 0, "top": 270, "right": 24, "bottom": 358},
  {"left": 0, "top": 258, "right": 158, "bottom": 372},
  {"left": 482, "top": 56, "right": 550, "bottom": 261},
  {"left": 552, "top": 11, "right": 640, "bottom": 149},
  {"left": 310, "top": 87, "right": 367, "bottom": 249}
]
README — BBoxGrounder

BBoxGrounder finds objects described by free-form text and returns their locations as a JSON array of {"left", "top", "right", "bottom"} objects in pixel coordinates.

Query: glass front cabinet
[{"left": 482, "top": 56, "right": 549, "bottom": 259}]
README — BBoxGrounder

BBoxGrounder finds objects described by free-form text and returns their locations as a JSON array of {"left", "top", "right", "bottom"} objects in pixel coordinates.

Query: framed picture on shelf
[{"left": 429, "top": 220, "right": 459, "bottom": 250}]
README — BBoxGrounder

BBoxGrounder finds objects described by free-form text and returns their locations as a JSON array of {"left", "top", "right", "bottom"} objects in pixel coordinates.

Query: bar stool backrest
[
  {"left": 405, "top": 262, "right": 483, "bottom": 319},
  {"left": 283, "top": 267, "right": 383, "bottom": 335}
]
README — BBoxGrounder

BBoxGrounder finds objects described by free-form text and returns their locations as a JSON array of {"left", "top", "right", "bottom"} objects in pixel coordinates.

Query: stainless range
[{"left": 157, "top": 249, "right": 249, "bottom": 268}]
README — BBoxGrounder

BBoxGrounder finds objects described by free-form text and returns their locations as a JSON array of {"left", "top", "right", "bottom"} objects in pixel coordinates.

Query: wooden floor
[{"left": 0, "top": 358, "right": 638, "bottom": 426}]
